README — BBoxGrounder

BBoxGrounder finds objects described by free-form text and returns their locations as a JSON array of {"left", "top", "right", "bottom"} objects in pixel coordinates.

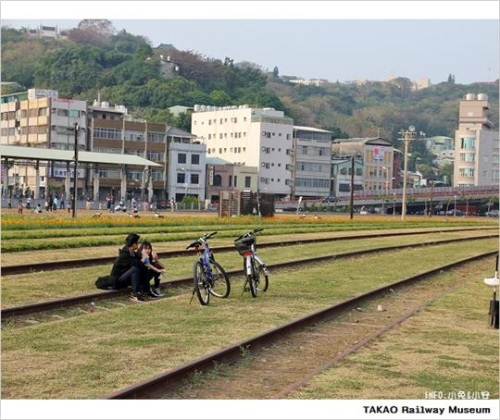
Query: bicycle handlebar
[
  {"left": 186, "top": 231, "right": 217, "bottom": 250},
  {"left": 234, "top": 228, "right": 264, "bottom": 242}
]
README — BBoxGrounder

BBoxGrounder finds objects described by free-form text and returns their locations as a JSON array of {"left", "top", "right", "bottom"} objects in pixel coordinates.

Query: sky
[{"left": 2, "top": 1, "right": 499, "bottom": 85}]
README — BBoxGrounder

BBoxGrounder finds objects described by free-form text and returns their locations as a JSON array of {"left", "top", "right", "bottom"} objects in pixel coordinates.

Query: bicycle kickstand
[{"left": 189, "top": 287, "right": 196, "bottom": 304}]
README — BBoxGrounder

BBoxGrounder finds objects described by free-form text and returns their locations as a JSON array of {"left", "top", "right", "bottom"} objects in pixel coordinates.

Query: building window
[
  {"left": 460, "top": 137, "right": 475, "bottom": 149},
  {"left": 213, "top": 174, "right": 222, "bottom": 186},
  {"left": 178, "top": 153, "right": 186, "bottom": 164},
  {"left": 191, "top": 154, "right": 200, "bottom": 165},
  {"left": 177, "top": 173, "right": 187, "bottom": 183},
  {"left": 190, "top": 174, "right": 199, "bottom": 184},
  {"left": 245, "top": 176, "right": 251, "bottom": 188}
]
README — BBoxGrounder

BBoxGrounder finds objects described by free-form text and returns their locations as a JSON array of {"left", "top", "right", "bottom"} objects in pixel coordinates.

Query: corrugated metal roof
[
  {"left": 293, "top": 125, "right": 332, "bottom": 133},
  {"left": 0, "top": 145, "right": 161, "bottom": 167}
]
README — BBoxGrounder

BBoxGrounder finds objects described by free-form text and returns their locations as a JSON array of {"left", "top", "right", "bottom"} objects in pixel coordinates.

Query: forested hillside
[{"left": 2, "top": 20, "right": 499, "bottom": 147}]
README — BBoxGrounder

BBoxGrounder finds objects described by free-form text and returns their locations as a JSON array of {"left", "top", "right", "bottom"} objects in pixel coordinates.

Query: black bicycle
[
  {"left": 234, "top": 228, "right": 269, "bottom": 298},
  {"left": 187, "top": 231, "right": 230, "bottom": 305}
]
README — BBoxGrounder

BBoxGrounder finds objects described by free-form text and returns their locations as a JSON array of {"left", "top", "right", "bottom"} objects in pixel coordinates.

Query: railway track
[
  {"left": 102, "top": 250, "right": 497, "bottom": 399},
  {"left": 2, "top": 227, "right": 496, "bottom": 275},
  {"left": 2, "top": 233, "right": 496, "bottom": 320}
]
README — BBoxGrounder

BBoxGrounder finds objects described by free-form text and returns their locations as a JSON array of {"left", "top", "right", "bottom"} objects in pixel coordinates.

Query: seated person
[
  {"left": 138, "top": 240, "right": 166, "bottom": 297},
  {"left": 110, "top": 233, "right": 157, "bottom": 302}
]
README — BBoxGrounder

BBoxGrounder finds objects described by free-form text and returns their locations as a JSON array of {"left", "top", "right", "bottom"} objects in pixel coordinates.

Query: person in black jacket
[{"left": 110, "top": 233, "right": 154, "bottom": 302}]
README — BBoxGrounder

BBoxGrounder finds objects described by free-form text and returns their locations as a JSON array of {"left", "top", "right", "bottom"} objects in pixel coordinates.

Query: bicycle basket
[{"left": 234, "top": 236, "right": 254, "bottom": 256}]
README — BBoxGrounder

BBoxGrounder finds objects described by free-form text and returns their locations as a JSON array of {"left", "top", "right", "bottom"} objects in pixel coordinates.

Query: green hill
[{"left": 1, "top": 21, "right": 498, "bottom": 144}]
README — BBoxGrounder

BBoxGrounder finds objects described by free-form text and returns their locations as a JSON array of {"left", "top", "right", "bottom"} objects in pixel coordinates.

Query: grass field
[{"left": 1, "top": 212, "right": 498, "bottom": 408}]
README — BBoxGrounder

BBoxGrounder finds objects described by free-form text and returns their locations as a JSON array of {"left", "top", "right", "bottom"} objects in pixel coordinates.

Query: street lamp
[
  {"left": 400, "top": 125, "right": 416, "bottom": 221},
  {"left": 454, "top": 195, "right": 457, "bottom": 217}
]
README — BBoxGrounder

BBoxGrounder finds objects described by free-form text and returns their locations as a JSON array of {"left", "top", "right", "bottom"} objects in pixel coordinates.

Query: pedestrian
[
  {"left": 17, "top": 199, "right": 23, "bottom": 214},
  {"left": 59, "top": 193, "right": 65, "bottom": 210},
  {"left": 109, "top": 233, "right": 157, "bottom": 302},
  {"left": 52, "top": 196, "right": 58, "bottom": 211},
  {"left": 8, "top": 196, "right": 12, "bottom": 209},
  {"left": 26, "top": 197, "right": 31, "bottom": 210},
  {"left": 138, "top": 240, "right": 166, "bottom": 297},
  {"left": 34, "top": 203, "right": 43, "bottom": 213}
]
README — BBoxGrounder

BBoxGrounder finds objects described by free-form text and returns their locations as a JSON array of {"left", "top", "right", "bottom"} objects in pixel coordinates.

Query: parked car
[
  {"left": 446, "top": 209, "right": 464, "bottom": 216},
  {"left": 322, "top": 195, "right": 339, "bottom": 203},
  {"left": 486, "top": 209, "right": 499, "bottom": 217}
]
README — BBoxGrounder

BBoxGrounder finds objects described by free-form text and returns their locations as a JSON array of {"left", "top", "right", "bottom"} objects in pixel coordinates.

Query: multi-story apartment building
[
  {"left": 166, "top": 127, "right": 206, "bottom": 203},
  {"left": 88, "top": 100, "right": 169, "bottom": 203},
  {"left": 1, "top": 89, "right": 87, "bottom": 199},
  {"left": 454, "top": 93, "right": 499, "bottom": 187},
  {"left": 191, "top": 105, "right": 294, "bottom": 198},
  {"left": 291, "top": 126, "right": 332, "bottom": 199},
  {"left": 331, "top": 138, "right": 394, "bottom": 198}
]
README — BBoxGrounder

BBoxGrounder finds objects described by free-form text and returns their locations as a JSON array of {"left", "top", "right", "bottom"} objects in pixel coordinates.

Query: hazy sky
[{"left": 2, "top": 1, "right": 499, "bottom": 85}]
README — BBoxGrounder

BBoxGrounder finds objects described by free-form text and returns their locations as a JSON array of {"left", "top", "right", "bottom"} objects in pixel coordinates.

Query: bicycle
[
  {"left": 234, "top": 228, "right": 269, "bottom": 298},
  {"left": 186, "top": 231, "right": 230, "bottom": 305}
]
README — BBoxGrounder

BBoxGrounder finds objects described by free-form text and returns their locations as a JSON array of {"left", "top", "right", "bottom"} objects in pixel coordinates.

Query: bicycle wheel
[
  {"left": 254, "top": 260, "right": 269, "bottom": 292},
  {"left": 247, "top": 259, "right": 258, "bottom": 298},
  {"left": 193, "top": 261, "right": 210, "bottom": 306},
  {"left": 209, "top": 260, "right": 230, "bottom": 298}
]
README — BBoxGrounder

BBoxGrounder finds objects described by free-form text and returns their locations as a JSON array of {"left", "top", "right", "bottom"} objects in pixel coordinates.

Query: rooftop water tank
[
  {"left": 477, "top": 93, "right": 488, "bottom": 101},
  {"left": 194, "top": 104, "right": 200, "bottom": 112},
  {"left": 101, "top": 101, "right": 109, "bottom": 108},
  {"left": 465, "top": 93, "right": 476, "bottom": 100}
]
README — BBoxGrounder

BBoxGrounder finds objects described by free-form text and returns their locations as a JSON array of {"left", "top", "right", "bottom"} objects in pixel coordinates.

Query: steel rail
[
  {"left": 1, "top": 234, "right": 496, "bottom": 320},
  {"left": 2, "top": 227, "right": 495, "bottom": 275},
  {"left": 102, "top": 250, "right": 497, "bottom": 399}
]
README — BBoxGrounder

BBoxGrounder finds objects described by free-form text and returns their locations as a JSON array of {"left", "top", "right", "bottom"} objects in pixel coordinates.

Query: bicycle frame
[
  {"left": 187, "top": 231, "right": 230, "bottom": 305},
  {"left": 234, "top": 228, "right": 269, "bottom": 297},
  {"left": 199, "top": 240, "right": 213, "bottom": 283}
]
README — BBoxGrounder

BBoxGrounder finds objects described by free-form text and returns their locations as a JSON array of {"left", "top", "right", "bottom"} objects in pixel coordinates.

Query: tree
[
  {"left": 68, "top": 20, "right": 115, "bottom": 49},
  {"left": 34, "top": 45, "right": 106, "bottom": 96},
  {"left": 174, "top": 112, "right": 192, "bottom": 132},
  {"left": 440, "top": 162, "right": 454, "bottom": 185},
  {"left": 209, "top": 90, "right": 231, "bottom": 106},
  {"left": 111, "top": 30, "right": 152, "bottom": 54}
]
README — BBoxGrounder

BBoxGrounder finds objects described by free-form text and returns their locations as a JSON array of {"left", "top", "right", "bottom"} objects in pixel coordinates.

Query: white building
[
  {"left": 292, "top": 126, "right": 332, "bottom": 199},
  {"left": 167, "top": 129, "right": 206, "bottom": 203},
  {"left": 454, "top": 93, "right": 499, "bottom": 187},
  {"left": 191, "top": 105, "right": 294, "bottom": 197}
]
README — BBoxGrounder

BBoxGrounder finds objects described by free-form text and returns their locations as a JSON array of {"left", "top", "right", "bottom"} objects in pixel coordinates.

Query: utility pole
[
  {"left": 400, "top": 125, "right": 415, "bottom": 221},
  {"left": 349, "top": 156, "right": 355, "bottom": 220},
  {"left": 72, "top": 122, "right": 79, "bottom": 218}
]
